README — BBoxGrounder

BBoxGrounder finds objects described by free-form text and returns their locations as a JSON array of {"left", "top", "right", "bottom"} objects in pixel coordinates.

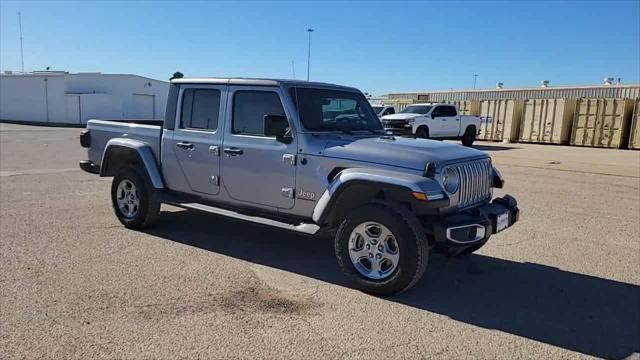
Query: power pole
[
  {"left": 19, "top": 12, "right": 25, "bottom": 73},
  {"left": 473, "top": 74, "right": 478, "bottom": 89},
  {"left": 306, "top": 28, "right": 314, "bottom": 81}
]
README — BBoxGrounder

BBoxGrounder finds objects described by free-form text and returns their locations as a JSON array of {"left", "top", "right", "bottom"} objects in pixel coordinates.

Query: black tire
[
  {"left": 415, "top": 127, "right": 429, "bottom": 139},
  {"left": 334, "top": 202, "right": 429, "bottom": 296},
  {"left": 461, "top": 126, "right": 476, "bottom": 147},
  {"left": 111, "top": 166, "right": 160, "bottom": 229}
]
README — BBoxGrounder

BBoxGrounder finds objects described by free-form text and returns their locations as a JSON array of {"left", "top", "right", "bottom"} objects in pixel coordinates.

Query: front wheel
[
  {"left": 111, "top": 166, "right": 160, "bottom": 229},
  {"left": 334, "top": 202, "right": 429, "bottom": 296},
  {"left": 461, "top": 127, "right": 476, "bottom": 147},
  {"left": 415, "top": 127, "right": 429, "bottom": 139}
]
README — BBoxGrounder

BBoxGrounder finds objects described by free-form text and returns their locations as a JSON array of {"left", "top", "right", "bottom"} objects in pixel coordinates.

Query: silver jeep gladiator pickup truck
[{"left": 79, "top": 77, "right": 519, "bottom": 295}]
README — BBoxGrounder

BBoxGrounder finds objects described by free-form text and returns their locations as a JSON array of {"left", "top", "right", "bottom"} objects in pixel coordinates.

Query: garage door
[
  {"left": 132, "top": 94, "right": 155, "bottom": 119},
  {"left": 65, "top": 95, "right": 81, "bottom": 124}
]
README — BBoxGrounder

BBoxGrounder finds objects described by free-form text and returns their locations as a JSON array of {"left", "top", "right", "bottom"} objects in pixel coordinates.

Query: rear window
[{"left": 180, "top": 89, "right": 221, "bottom": 131}]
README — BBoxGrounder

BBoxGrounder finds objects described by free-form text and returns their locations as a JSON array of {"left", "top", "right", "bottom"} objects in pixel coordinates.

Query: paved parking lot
[{"left": 1, "top": 122, "right": 639, "bottom": 359}]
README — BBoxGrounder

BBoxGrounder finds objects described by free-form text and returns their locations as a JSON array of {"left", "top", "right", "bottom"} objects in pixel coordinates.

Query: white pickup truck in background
[{"left": 381, "top": 103, "right": 481, "bottom": 146}]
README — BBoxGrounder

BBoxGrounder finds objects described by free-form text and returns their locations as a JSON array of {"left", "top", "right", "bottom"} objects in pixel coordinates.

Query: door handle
[
  {"left": 176, "top": 142, "right": 194, "bottom": 150},
  {"left": 223, "top": 147, "right": 244, "bottom": 156}
]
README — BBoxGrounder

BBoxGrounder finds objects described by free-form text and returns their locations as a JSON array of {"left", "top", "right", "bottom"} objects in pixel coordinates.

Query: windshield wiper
[
  {"left": 351, "top": 128, "right": 383, "bottom": 134},
  {"left": 321, "top": 126, "right": 353, "bottom": 135}
]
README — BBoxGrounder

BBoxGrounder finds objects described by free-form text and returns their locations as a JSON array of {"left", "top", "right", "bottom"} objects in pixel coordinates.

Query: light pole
[
  {"left": 473, "top": 74, "right": 478, "bottom": 89},
  {"left": 306, "top": 28, "right": 314, "bottom": 81}
]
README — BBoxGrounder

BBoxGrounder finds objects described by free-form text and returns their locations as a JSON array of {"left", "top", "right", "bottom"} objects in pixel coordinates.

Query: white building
[{"left": 0, "top": 71, "right": 169, "bottom": 125}]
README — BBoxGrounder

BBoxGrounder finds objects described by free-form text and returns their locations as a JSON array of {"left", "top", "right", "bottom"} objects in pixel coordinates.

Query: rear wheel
[
  {"left": 334, "top": 202, "right": 429, "bottom": 296},
  {"left": 415, "top": 127, "right": 429, "bottom": 139},
  {"left": 461, "top": 126, "right": 476, "bottom": 147},
  {"left": 111, "top": 166, "right": 160, "bottom": 229}
]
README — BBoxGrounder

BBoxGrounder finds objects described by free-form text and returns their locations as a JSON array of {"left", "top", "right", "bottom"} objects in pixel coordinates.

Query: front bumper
[
  {"left": 79, "top": 160, "right": 100, "bottom": 174},
  {"left": 429, "top": 195, "right": 519, "bottom": 247}
]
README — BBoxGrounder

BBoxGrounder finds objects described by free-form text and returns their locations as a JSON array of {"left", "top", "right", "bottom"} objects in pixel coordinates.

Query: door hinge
[
  {"left": 282, "top": 154, "right": 296, "bottom": 166},
  {"left": 281, "top": 188, "right": 294, "bottom": 198}
]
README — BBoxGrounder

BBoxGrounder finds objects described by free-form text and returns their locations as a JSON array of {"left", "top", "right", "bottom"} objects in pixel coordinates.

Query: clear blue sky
[{"left": 1, "top": 0, "right": 638, "bottom": 95}]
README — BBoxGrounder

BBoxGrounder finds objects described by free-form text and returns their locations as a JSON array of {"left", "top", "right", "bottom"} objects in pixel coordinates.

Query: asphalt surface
[{"left": 1, "top": 122, "right": 639, "bottom": 359}]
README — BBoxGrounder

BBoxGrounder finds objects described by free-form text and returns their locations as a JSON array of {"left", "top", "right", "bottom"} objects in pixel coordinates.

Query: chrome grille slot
[{"left": 453, "top": 158, "right": 492, "bottom": 208}]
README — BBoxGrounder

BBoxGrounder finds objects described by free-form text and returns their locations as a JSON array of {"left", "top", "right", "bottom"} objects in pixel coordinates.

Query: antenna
[
  {"left": 19, "top": 12, "right": 24, "bottom": 73},
  {"left": 291, "top": 60, "right": 296, "bottom": 80}
]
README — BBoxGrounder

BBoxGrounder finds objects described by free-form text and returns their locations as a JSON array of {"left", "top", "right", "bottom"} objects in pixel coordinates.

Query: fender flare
[
  {"left": 100, "top": 138, "right": 165, "bottom": 189},
  {"left": 312, "top": 168, "right": 446, "bottom": 225}
]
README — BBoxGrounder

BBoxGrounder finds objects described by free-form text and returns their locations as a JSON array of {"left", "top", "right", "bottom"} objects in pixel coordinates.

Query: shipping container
[
  {"left": 629, "top": 99, "right": 640, "bottom": 150},
  {"left": 570, "top": 98, "right": 634, "bottom": 149},
  {"left": 443, "top": 100, "right": 480, "bottom": 116},
  {"left": 478, "top": 100, "right": 523, "bottom": 142},
  {"left": 519, "top": 99, "right": 576, "bottom": 144},
  {"left": 388, "top": 84, "right": 640, "bottom": 102}
]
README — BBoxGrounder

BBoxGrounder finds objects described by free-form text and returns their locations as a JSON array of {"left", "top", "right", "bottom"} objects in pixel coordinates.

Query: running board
[{"left": 170, "top": 202, "right": 320, "bottom": 235}]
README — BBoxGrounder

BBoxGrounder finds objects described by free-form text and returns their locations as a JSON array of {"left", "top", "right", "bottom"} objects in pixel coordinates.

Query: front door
[
  {"left": 168, "top": 85, "right": 226, "bottom": 196},
  {"left": 431, "top": 105, "right": 459, "bottom": 137},
  {"left": 221, "top": 86, "right": 297, "bottom": 209}
]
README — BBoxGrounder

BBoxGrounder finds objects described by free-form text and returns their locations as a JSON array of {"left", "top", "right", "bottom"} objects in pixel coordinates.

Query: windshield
[
  {"left": 401, "top": 105, "right": 432, "bottom": 114},
  {"left": 290, "top": 87, "right": 383, "bottom": 132},
  {"left": 372, "top": 106, "right": 383, "bottom": 113}
]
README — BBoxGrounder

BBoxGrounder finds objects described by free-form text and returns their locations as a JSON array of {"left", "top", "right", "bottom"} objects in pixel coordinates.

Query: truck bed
[{"left": 86, "top": 119, "right": 162, "bottom": 167}]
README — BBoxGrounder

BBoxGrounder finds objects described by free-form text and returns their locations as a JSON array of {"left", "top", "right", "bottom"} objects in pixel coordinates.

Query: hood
[
  {"left": 322, "top": 136, "right": 487, "bottom": 171},
  {"left": 381, "top": 113, "right": 424, "bottom": 121}
]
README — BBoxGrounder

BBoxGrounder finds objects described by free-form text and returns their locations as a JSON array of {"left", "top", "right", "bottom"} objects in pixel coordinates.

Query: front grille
[
  {"left": 454, "top": 158, "right": 492, "bottom": 208},
  {"left": 383, "top": 120, "right": 407, "bottom": 130}
]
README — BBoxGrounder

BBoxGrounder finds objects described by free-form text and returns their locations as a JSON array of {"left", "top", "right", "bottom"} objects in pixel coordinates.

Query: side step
[{"left": 169, "top": 202, "right": 320, "bottom": 235}]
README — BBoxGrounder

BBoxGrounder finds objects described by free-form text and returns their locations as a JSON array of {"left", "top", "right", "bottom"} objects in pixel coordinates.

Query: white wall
[
  {"left": 65, "top": 74, "right": 168, "bottom": 120},
  {"left": 0, "top": 73, "right": 169, "bottom": 124},
  {"left": 0, "top": 74, "right": 68, "bottom": 123}
]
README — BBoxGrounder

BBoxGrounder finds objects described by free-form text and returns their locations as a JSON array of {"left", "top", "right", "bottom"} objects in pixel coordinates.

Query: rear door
[
  {"left": 166, "top": 85, "right": 226, "bottom": 196},
  {"left": 221, "top": 86, "right": 297, "bottom": 209},
  {"left": 431, "top": 105, "right": 459, "bottom": 137}
]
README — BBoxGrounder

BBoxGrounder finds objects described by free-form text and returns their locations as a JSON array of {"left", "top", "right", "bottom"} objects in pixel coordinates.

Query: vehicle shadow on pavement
[
  {"left": 145, "top": 209, "right": 639, "bottom": 360},
  {"left": 471, "top": 144, "right": 518, "bottom": 152}
]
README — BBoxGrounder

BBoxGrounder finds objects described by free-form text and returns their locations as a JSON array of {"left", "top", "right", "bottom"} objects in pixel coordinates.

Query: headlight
[
  {"left": 406, "top": 118, "right": 415, "bottom": 123},
  {"left": 442, "top": 167, "right": 460, "bottom": 193}
]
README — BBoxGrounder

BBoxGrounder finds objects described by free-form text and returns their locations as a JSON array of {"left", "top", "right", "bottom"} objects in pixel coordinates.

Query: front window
[
  {"left": 290, "top": 87, "right": 383, "bottom": 132},
  {"left": 401, "top": 105, "right": 432, "bottom": 114},
  {"left": 372, "top": 106, "right": 383, "bottom": 113}
]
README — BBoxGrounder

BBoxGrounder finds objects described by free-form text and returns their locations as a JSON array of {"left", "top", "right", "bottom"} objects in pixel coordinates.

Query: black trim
[
  {"left": 317, "top": 180, "right": 449, "bottom": 226},
  {"left": 157, "top": 190, "right": 311, "bottom": 225},
  {"left": 79, "top": 160, "right": 100, "bottom": 174},
  {"left": 163, "top": 84, "right": 180, "bottom": 130},
  {"left": 428, "top": 195, "right": 519, "bottom": 247},
  {"left": 80, "top": 130, "right": 91, "bottom": 148}
]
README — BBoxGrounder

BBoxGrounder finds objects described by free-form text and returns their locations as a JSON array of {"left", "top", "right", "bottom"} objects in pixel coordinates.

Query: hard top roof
[{"left": 170, "top": 77, "right": 360, "bottom": 92}]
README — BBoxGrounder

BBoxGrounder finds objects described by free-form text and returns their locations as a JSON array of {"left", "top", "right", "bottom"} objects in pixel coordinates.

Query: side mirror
[{"left": 264, "top": 115, "right": 292, "bottom": 144}]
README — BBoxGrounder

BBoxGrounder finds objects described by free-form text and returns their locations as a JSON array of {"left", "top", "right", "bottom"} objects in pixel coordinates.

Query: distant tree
[{"left": 170, "top": 71, "right": 184, "bottom": 80}]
